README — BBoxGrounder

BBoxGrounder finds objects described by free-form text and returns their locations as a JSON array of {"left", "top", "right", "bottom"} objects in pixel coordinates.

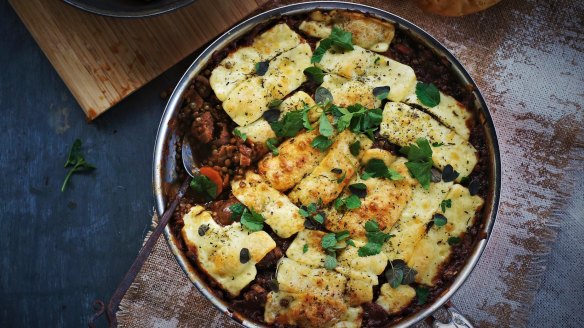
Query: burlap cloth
[{"left": 116, "top": 1, "right": 584, "bottom": 327}]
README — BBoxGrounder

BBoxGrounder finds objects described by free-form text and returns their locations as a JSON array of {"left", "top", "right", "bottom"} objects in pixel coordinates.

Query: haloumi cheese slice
[
  {"left": 209, "top": 47, "right": 261, "bottom": 101},
  {"left": 237, "top": 91, "right": 320, "bottom": 144},
  {"left": 380, "top": 102, "right": 478, "bottom": 179},
  {"left": 263, "top": 43, "right": 312, "bottom": 100},
  {"left": 318, "top": 45, "right": 416, "bottom": 102},
  {"left": 288, "top": 131, "right": 372, "bottom": 206},
  {"left": 285, "top": 230, "right": 327, "bottom": 267},
  {"left": 299, "top": 10, "right": 395, "bottom": 52},
  {"left": 376, "top": 284, "right": 416, "bottom": 314},
  {"left": 252, "top": 23, "right": 301, "bottom": 61},
  {"left": 326, "top": 157, "right": 414, "bottom": 239},
  {"left": 231, "top": 172, "right": 304, "bottom": 238},
  {"left": 408, "top": 185, "right": 484, "bottom": 286},
  {"left": 383, "top": 181, "right": 453, "bottom": 262},
  {"left": 404, "top": 89, "right": 473, "bottom": 140},
  {"left": 265, "top": 258, "right": 350, "bottom": 327},
  {"left": 181, "top": 206, "right": 276, "bottom": 297},
  {"left": 321, "top": 74, "right": 380, "bottom": 109},
  {"left": 222, "top": 76, "right": 269, "bottom": 126},
  {"left": 335, "top": 240, "right": 388, "bottom": 305}
]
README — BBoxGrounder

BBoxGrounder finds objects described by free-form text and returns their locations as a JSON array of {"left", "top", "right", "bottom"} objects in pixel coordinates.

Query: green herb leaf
[
  {"left": 233, "top": 128, "right": 247, "bottom": 141},
  {"left": 324, "top": 253, "right": 337, "bottom": 270},
  {"left": 362, "top": 158, "right": 404, "bottom": 181},
  {"left": 255, "top": 61, "right": 269, "bottom": 76},
  {"left": 313, "top": 213, "right": 325, "bottom": 224},
  {"left": 416, "top": 82, "right": 440, "bottom": 107},
  {"left": 336, "top": 172, "right": 346, "bottom": 183},
  {"left": 348, "top": 183, "right": 367, "bottom": 198},
  {"left": 448, "top": 236, "right": 462, "bottom": 245},
  {"left": 441, "top": 164, "right": 459, "bottom": 182},
  {"left": 405, "top": 161, "right": 433, "bottom": 190},
  {"left": 374, "top": 57, "right": 380, "bottom": 64},
  {"left": 440, "top": 199, "right": 452, "bottom": 212},
  {"left": 358, "top": 220, "right": 393, "bottom": 257},
  {"left": 344, "top": 194, "right": 362, "bottom": 209},
  {"left": 400, "top": 138, "right": 434, "bottom": 189},
  {"left": 335, "top": 230, "right": 350, "bottom": 242},
  {"left": 311, "top": 135, "right": 333, "bottom": 151},
  {"left": 61, "top": 139, "right": 96, "bottom": 192},
  {"left": 386, "top": 260, "right": 418, "bottom": 287},
  {"left": 433, "top": 213, "right": 448, "bottom": 227},
  {"left": 321, "top": 233, "right": 338, "bottom": 250},
  {"left": 303, "top": 244, "right": 309, "bottom": 253},
  {"left": 268, "top": 99, "right": 283, "bottom": 109},
  {"left": 189, "top": 175, "right": 217, "bottom": 200},
  {"left": 372, "top": 86, "right": 390, "bottom": 100},
  {"left": 311, "top": 27, "right": 354, "bottom": 63},
  {"left": 432, "top": 142, "right": 444, "bottom": 147},
  {"left": 319, "top": 112, "right": 334, "bottom": 137},
  {"left": 240, "top": 208, "right": 265, "bottom": 232},
  {"left": 349, "top": 140, "right": 361, "bottom": 156},
  {"left": 331, "top": 104, "right": 382, "bottom": 137},
  {"left": 416, "top": 287, "right": 430, "bottom": 305},
  {"left": 303, "top": 66, "right": 325, "bottom": 84},
  {"left": 389, "top": 267, "right": 404, "bottom": 288},
  {"left": 229, "top": 203, "right": 246, "bottom": 221},
  {"left": 346, "top": 239, "right": 356, "bottom": 247},
  {"left": 266, "top": 138, "right": 280, "bottom": 156},
  {"left": 270, "top": 108, "right": 309, "bottom": 137},
  {"left": 315, "top": 86, "right": 333, "bottom": 106},
  {"left": 298, "top": 208, "right": 310, "bottom": 217}
]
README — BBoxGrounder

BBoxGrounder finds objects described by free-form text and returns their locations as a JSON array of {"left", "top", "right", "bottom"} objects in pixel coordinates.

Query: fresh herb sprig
[
  {"left": 386, "top": 260, "right": 418, "bottom": 288},
  {"left": 311, "top": 27, "right": 354, "bottom": 64},
  {"left": 358, "top": 220, "right": 394, "bottom": 257},
  {"left": 361, "top": 159, "right": 403, "bottom": 181},
  {"left": 230, "top": 203, "right": 265, "bottom": 232},
  {"left": 415, "top": 82, "right": 440, "bottom": 107},
  {"left": 331, "top": 104, "right": 382, "bottom": 138},
  {"left": 400, "top": 138, "right": 434, "bottom": 189},
  {"left": 190, "top": 175, "right": 217, "bottom": 201},
  {"left": 321, "top": 230, "right": 352, "bottom": 270},
  {"left": 299, "top": 202, "right": 325, "bottom": 229},
  {"left": 61, "top": 139, "right": 96, "bottom": 192}
]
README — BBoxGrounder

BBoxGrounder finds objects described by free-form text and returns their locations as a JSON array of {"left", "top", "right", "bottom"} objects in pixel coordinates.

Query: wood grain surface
[{"left": 9, "top": 0, "right": 266, "bottom": 120}]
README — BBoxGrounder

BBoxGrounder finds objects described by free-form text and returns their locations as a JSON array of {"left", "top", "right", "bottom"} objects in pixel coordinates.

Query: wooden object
[{"left": 9, "top": 0, "right": 267, "bottom": 120}]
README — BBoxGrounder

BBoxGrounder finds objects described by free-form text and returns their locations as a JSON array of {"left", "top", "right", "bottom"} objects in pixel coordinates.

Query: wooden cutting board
[{"left": 9, "top": 0, "right": 267, "bottom": 120}]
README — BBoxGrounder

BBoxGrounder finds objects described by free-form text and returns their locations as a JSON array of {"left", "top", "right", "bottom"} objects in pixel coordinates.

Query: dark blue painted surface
[{"left": 0, "top": 2, "right": 191, "bottom": 327}]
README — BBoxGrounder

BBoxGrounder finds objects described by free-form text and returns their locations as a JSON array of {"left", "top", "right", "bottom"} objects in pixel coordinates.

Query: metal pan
[
  {"left": 153, "top": 2, "right": 501, "bottom": 327},
  {"left": 62, "top": 0, "right": 195, "bottom": 18}
]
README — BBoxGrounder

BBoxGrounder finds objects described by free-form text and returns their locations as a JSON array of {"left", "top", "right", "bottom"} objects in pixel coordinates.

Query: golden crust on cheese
[
  {"left": 263, "top": 43, "right": 311, "bottom": 100},
  {"left": 376, "top": 284, "right": 416, "bottom": 314},
  {"left": 231, "top": 172, "right": 304, "bottom": 238},
  {"left": 321, "top": 74, "right": 380, "bottom": 109},
  {"left": 259, "top": 126, "right": 329, "bottom": 192},
  {"left": 383, "top": 181, "right": 453, "bottom": 262},
  {"left": 380, "top": 102, "right": 478, "bottom": 179},
  {"left": 326, "top": 156, "right": 415, "bottom": 239},
  {"left": 288, "top": 131, "right": 372, "bottom": 206},
  {"left": 408, "top": 185, "right": 484, "bottom": 286},
  {"left": 286, "top": 230, "right": 327, "bottom": 267},
  {"left": 222, "top": 76, "right": 269, "bottom": 126},
  {"left": 181, "top": 206, "right": 276, "bottom": 297},
  {"left": 299, "top": 10, "right": 395, "bottom": 52},
  {"left": 404, "top": 89, "right": 473, "bottom": 140},
  {"left": 318, "top": 46, "right": 416, "bottom": 102},
  {"left": 252, "top": 23, "right": 301, "bottom": 61},
  {"left": 210, "top": 47, "right": 261, "bottom": 101}
]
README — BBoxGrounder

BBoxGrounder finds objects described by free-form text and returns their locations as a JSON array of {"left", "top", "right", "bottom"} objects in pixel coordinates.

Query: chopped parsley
[
  {"left": 415, "top": 82, "right": 440, "bottom": 107},
  {"left": 349, "top": 140, "right": 361, "bottom": 156},
  {"left": 311, "top": 26, "right": 354, "bottom": 63},
  {"left": 299, "top": 202, "right": 325, "bottom": 228},
  {"left": 270, "top": 107, "right": 311, "bottom": 137},
  {"left": 433, "top": 213, "right": 448, "bottom": 227},
  {"left": 331, "top": 104, "right": 382, "bottom": 138},
  {"left": 372, "top": 86, "right": 390, "bottom": 100},
  {"left": 440, "top": 199, "right": 452, "bottom": 212},
  {"left": 311, "top": 135, "right": 333, "bottom": 151},
  {"left": 233, "top": 128, "right": 247, "bottom": 141},
  {"left": 240, "top": 208, "right": 265, "bottom": 232},
  {"left": 358, "top": 220, "right": 394, "bottom": 257},
  {"left": 348, "top": 183, "right": 367, "bottom": 198},
  {"left": 319, "top": 112, "right": 335, "bottom": 137},
  {"left": 189, "top": 174, "right": 217, "bottom": 201},
  {"left": 321, "top": 230, "right": 351, "bottom": 270},
  {"left": 61, "top": 139, "right": 96, "bottom": 192},
  {"left": 400, "top": 138, "right": 434, "bottom": 189},
  {"left": 229, "top": 203, "right": 246, "bottom": 221},
  {"left": 303, "top": 66, "right": 325, "bottom": 84},
  {"left": 267, "top": 99, "right": 283, "bottom": 109},
  {"left": 361, "top": 159, "right": 403, "bottom": 181},
  {"left": 266, "top": 138, "right": 280, "bottom": 156},
  {"left": 334, "top": 194, "right": 362, "bottom": 211},
  {"left": 386, "top": 260, "right": 418, "bottom": 288},
  {"left": 303, "top": 244, "right": 309, "bottom": 253},
  {"left": 255, "top": 61, "right": 269, "bottom": 76}
]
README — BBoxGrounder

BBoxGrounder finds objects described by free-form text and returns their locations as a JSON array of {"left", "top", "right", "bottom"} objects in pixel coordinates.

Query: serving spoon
[{"left": 88, "top": 137, "right": 196, "bottom": 327}]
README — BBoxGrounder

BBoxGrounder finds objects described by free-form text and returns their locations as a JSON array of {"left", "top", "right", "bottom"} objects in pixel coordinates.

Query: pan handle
[{"left": 432, "top": 301, "right": 474, "bottom": 328}]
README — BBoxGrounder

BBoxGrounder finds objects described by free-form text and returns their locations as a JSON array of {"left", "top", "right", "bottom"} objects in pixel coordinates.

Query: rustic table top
[{"left": 0, "top": 1, "right": 582, "bottom": 327}]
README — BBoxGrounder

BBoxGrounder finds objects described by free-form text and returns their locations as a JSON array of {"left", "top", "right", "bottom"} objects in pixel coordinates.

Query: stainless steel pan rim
[
  {"left": 153, "top": 2, "right": 502, "bottom": 327},
  {"left": 62, "top": 0, "right": 195, "bottom": 18}
]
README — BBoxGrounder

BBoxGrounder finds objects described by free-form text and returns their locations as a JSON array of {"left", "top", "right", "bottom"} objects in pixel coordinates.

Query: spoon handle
[{"left": 88, "top": 177, "right": 191, "bottom": 328}]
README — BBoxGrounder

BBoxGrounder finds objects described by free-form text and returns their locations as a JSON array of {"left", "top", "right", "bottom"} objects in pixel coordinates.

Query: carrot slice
[{"left": 199, "top": 166, "right": 223, "bottom": 196}]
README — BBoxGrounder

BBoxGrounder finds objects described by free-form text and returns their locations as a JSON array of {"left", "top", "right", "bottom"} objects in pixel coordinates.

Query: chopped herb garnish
[
  {"left": 415, "top": 82, "right": 440, "bottom": 107},
  {"left": 320, "top": 230, "right": 351, "bottom": 270},
  {"left": 441, "top": 164, "right": 459, "bottom": 182},
  {"left": 361, "top": 158, "right": 403, "bottom": 181},
  {"left": 311, "top": 135, "right": 333, "bottom": 151},
  {"left": 440, "top": 199, "right": 452, "bottom": 212},
  {"left": 229, "top": 203, "right": 246, "bottom": 221},
  {"left": 448, "top": 236, "right": 462, "bottom": 245},
  {"left": 299, "top": 203, "right": 325, "bottom": 228},
  {"left": 303, "top": 66, "right": 325, "bottom": 84},
  {"left": 270, "top": 107, "right": 310, "bottom": 137},
  {"left": 336, "top": 172, "right": 346, "bottom": 183},
  {"left": 358, "top": 220, "right": 393, "bottom": 257},
  {"left": 240, "top": 208, "right": 265, "bottom": 232},
  {"left": 400, "top": 138, "right": 434, "bottom": 189},
  {"left": 433, "top": 213, "right": 448, "bottom": 227},
  {"left": 324, "top": 254, "right": 337, "bottom": 270},
  {"left": 372, "top": 86, "right": 390, "bottom": 100},
  {"left": 268, "top": 99, "right": 283, "bottom": 109},
  {"left": 303, "top": 244, "right": 309, "bottom": 253},
  {"left": 233, "top": 128, "right": 247, "bottom": 141},
  {"left": 61, "top": 139, "right": 96, "bottom": 192},
  {"left": 346, "top": 239, "right": 356, "bottom": 247},
  {"left": 460, "top": 176, "right": 470, "bottom": 184},
  {"left": 334, "top": 194, "right": 362, "bottom": 211},
  {"left": 255, "top": 61, "right": 269, "bottom": 76},
  {"left": 318, "top": 112, "right": 334, "bottom": 137},
  {"left": 311, "top": 26, "right": 354, "bottom": 63},
  {"left": 266, "top": 138, "right": 280, "bottom": 156},
  {"left": 386, "top": 260, "right": 418, "bottom": 288},
  {"left": 348, "top": 183, "right": 367, "bottom": 198},
  {"left": 315, "top": 86, "right": 333, "bottom": 106},
  {"left": 415, "top": 286, "right": 430, "bottom": 305},
  {"left": 349, "top": 140, "right": 361, "bottom": 156},
  {"left": 190, "top": 174, "right": 217, "bottom": 200},
  {"left": 331, "top": 104, "right": 382, "bottom": 138}
]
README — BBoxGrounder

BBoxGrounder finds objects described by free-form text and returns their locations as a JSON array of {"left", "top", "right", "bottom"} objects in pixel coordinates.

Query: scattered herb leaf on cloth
[{"left": 61, "top": 139, "right": 96, "bottom": 192}]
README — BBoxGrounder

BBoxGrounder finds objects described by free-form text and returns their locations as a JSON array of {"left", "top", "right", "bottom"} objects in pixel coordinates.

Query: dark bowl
[{"left": 62, "top": 0, "right": 195, "bottom": 18}]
